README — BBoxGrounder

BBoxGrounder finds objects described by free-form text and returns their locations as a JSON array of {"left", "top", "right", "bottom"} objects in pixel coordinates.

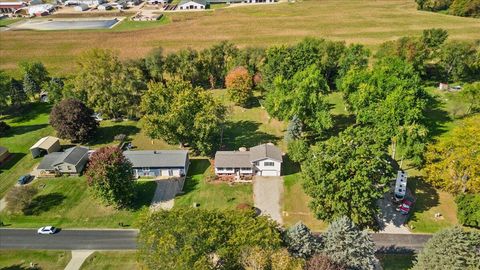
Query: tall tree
[
  {"left": 9, "top": 79, "right": 27, "bottom": 107},
  {"left": 0, "top": 70, "right": 10, "bottom": 112},
  {"left": 225, "top": 66, "right": 253, "bottom": 107},
  {"left": 459, "top": 81, "right": 480, "bottom": 114},
  {"left": 144, "top": 47, "right": 165, "bottom": 82},
  {"left": 22, "top": 73, "right": 40, "bottom": 98},
  {"left": 336, "top": 44, "right": 370, "bottom": 86},
  {"left": 72, "top": 49, "right": 145, "bottom": 119},
  {"left": 137, "top": 209, "right": 282, "bottom": 270},
  {"left": 412, "top": 227, "right": 480, "bottom": 270},
  {"left": 340, "top": 57, "right": 429, "bottom": 164},
  {"left": 439, "top": 40, "right": 478, "bottom": 82},
  {"left": 424, "top": 114, "right": 480, "bottom": 194},
  {"left": 164, "top": 49, "right": 204, "bottom": 86},
  {"left": 5, "top": 185, "right": 38, "bottom": 214},
  {"left": 85, "top": 146, "right": 135, "bottom": 208},
  {"left": 376, "top": 37, "right": 429, "bottom": 75},
  {"left": 141, "top": 80, "right": 226, "bottom": 155},
  {"left": 323, "top": 216, "right": 378, "bottom": 270},
  {"left": 421, "top": 28, "right": 449, "bottom": 54},
  {"left": 302, "top": 126, "right": 394, "bottom": 228},
  {"left": 200, "top": 41, "right": 239, "bottom": 88},
  {"left": 455, "top": 194, "right": 480, "bottom": 228},
  {"left": 283, "top": 221, "right": 322, "bottom": 258},
  {"left": 264, "top": 64, "right": 333, "bottom": 136},
  {"left": 50, "top": 98, "right": 98, "bottom": 142},
  {"left": 42, "top": 77, "right": 65, "bottom": 104},
  {"left": 19, "top": 61, "right": 49, "bottom": 96},
  {"left": 233, "top": 47, "right": 265, "bottom": 78}
]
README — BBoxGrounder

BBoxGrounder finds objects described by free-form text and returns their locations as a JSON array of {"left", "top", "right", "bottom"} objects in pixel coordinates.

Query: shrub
[
  {"left": 0, "top": 121, "right": 10, "bottom": 135},
  {"left": 305, "top": 254, "right": 346, "bottom": 270},
  {"left": 5, "top": 185, "right": 38, "bottom": 214},
  {"left": 287, "top": 139, "right": 309, "bottom": 163},
  {"left": 50, "top": 98, "right": 98, "bottom": 142},
  {"left": 456, "top": 194, "right": 480, "bottom": 228},
  {"left": 450, "top": 0, "right": 480, "bottom": 17}
]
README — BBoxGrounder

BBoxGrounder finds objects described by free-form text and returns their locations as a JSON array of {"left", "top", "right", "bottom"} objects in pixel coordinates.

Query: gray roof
[
  {"left": 178, "top": 0, "right": 206, "bottom": 6},
  {"left": 249, "top": 143, "right": 283, "bottom": 162},
  {"left": 37, "top": 146, "right": 89, "bottom": 170},
  {"left": 215, "top": 143, "right": 282, "bottom": 168},
  {"left": 214, "top": 151, "right": 251, "bottom": 168},
  {"left": 124, "top": 150, "right": 188, "bottom": 168}
]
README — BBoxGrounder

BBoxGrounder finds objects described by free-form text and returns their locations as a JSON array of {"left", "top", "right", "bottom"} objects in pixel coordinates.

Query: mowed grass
[
  {"left": 80, "top": 251, "right": 139, "bottom": 270},
  {"left": 2, "top": 0, "right": 480, "bottom": 73},
  {"left": 0, "top": 250, "right": 71, "bottom": 270},
  {"left": 174, "top": 159, "right": 253, "bottom": 210},
  {"left": 378, "top": 253, "right": 415, "bottom": 270},
  {"left": 0, "top": 177, "right": 156, "bottom": 228}
]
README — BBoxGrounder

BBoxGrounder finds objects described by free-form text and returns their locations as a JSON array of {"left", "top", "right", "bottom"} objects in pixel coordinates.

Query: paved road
[
  {"left": 0, "top": 229, "right": 137, "bottom": 250},
  {"left": 0, "top": 229, "right": 432, "bottom": 251}
]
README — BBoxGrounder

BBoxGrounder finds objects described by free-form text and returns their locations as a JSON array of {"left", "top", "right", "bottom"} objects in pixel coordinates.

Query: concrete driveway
[
  {"left": 150, "top": 177, "right": 185, "bottom": 211},
  {"left": 377, "top": 192, "right": 411, "bottom": 234},
  {"left": 253, "top": 176, "right": 283, "bottom": 224}
]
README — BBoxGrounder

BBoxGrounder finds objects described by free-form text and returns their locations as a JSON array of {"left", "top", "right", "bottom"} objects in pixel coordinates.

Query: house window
[
  {"left": 67, "top": 166, "right": 72, "bottom": 170},
  {"left": 217, "top": 168, "right": 224, "bottom": 171},
  {"left": 253, "top": 161, "right": 259, "bottom": 166},
  {"left": 226, "top": 168, "right": 233, "bottom": 171},
  {"left": 168, "top": 169, "right": 173, "bottom": 176},
  {"left": 264, "top": 162, "right": 274, "bottom": 167}
]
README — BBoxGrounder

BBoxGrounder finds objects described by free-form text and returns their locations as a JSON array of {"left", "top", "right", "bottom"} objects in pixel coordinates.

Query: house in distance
[{"left": 123, "top": 150, "right": 190, "bottom": 179}]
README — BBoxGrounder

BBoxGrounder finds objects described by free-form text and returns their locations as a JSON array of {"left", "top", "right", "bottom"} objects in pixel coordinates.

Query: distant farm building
[
  {"left": 178, "top": 0, "right": 206, "bottom": 10},
  {"left": 73, "top": 3, "right": 89, "bottom": 11},
  {"left": 0, "top": 2, "right": 26, "bottom": 15}
]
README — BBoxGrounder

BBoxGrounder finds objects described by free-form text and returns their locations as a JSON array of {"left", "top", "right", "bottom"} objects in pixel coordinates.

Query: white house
[
  {"left": 27, "top": 3, "right": 54, "bottom": 16},
  {"left": 146, "top": 0, "right": 167, "bottom": 4},
  {"left": 73, "top": 3, "right": 88, "bottom": 11},
  {"left": 177, "top": 0, "right": 205, "bottom": 10},
  {"left": 214, "top": 143, "right": 282, "bottom": 177},
  {"left": 65, "top": 0, "right": 106, "bottom": 7},
  {"left": 123, "top": 150, "right": 190, "bottom": 179}
]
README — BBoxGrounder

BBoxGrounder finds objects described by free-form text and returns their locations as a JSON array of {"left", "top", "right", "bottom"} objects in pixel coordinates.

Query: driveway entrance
[{"left": 253, "top": 176, "right": 283, "bottom": 224}]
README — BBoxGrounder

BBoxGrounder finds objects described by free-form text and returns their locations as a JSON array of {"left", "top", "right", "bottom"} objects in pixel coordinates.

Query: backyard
[{"left": 1, "top": 0, "right": 479, "bottom": 74}]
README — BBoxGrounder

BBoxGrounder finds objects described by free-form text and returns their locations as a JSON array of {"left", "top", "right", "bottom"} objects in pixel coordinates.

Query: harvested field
[{"left": 1, "top": 0, "right": 479, "bottom": 74}]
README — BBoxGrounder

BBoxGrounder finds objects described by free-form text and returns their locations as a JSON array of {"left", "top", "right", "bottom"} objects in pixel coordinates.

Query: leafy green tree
[
  {"left": 422, "top": 28, "right": 449, "bottom": 53},
  {"left": 42, "top": 77, "right": 64, "bottom": 104},
  {"left": 9, "top": 79, "right": 27, "bottom": 107},
  {"left": 137, "top": 208, "right": 282, "bottom": 270},
  {"left": 449, "top": 0, "right": 480, "bottom": 17},
  {"left": 85, "top": 146, "right": 135, "bottom": 208},
  {"left": 455, "top": 194, "right": 480, "bottom": 228},
  {"left": 376, "top": 37, "right": 429, "bottom": 75},
  {"left": 225, "top": 66, "right": 253, "bottom": 107},
  {"left": 71, "top": 49, "right": 145, "bottom": 119},
  {"left": 424, "top": 114, "right": 480, "bottom": 193},
  {"left": 336, "top": 44, "right": 370, "bottom": 86},
  {"left": 283, "top": 221, "right": 322, "bottom": 258},
  {"left": 22, "top": 73, "right": 40, "bottom": 98},
  {"left": 439, "top": 40, "right": 478, "bottom": 82},
  {"left": 324, "top": 216, "right": 378, "bottom": 270},
  {"left": 459, "top": 81, "right": 480, "bottom": 114},
  {"left": 302, "top": 126, "right": 394, "bottom": 228},
  {"left": 145, "top": 47, "right": 165, "bottom": 82},
  {"left": 264, "top": 65, "right": 332, "bottom": 136},
  {"left": 233, "top": 47, "right": 265, "bottom": 78},
  {"left": 19, "top": 61, "right": 49, "bottom": 94},
  {"left": 0, "top": 121, "right": 10, "bottom": 135},
  {"left": 412, "top": 227, "right": 480, "bottom": 270},
  {"left": 141, "top": 80, "right": 226, "bottom": 155},
  {"left": 287, "top": 139, "right": 309, "bottom": 163},
  {"left": 340, "top": 57, "right": 429, "bottom": 164},
  {"left": 0, "top": 70, "right": 10, "bottom": 112},
  {"left": 49, "top": 98, "right": 98, "bottom": 142},
  {"left": 164, "top": 49, "right": 204, "bottom": 86},
  {"left": 415, "top": 0, "right": 452, "bottom": 11},
  {"left": 200, "top": 41, "right": 239, "bottom": 88}
]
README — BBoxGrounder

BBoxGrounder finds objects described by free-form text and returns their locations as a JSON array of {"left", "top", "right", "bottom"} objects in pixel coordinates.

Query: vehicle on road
[
  {"left": 37, "top": 226, "right": 58, "bottom": 234},
  {"left": 17, "top": 174, "right": 32, "bottom": 185}
]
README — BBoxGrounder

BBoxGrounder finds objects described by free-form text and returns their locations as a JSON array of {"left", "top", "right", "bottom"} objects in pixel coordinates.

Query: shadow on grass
[
  {"left": 1, "top": 124, "right": 49, "bottom": 138},
  {"left": 324, "top": 114, "right": 356, "bottom": 139},
  {"left": 178, "top": 159, "right": 210, "bottom": 197},
  {"left": 87, "top": 124, "right": 140, "bottom": 146},
  {"left": 283, "top": 155, "right": 300, "bottom": 176},
  {"left": 406, "top": 176, "right": 440, "bottom": 223},
  {"left": 131, "top": 181, "right": 157, "bottom": 210},
  {"left": 24, "top": 193, "right": 66, "bottom": 215},
  {"left": 2, "top": 103, "right": 52, "bottom": 124},
  {"left": 222, "top": 120, "right": 279, "bottom": 150},
  {"left": 0, "top": 264, "right": 38, "bottom": 270},
  {"left": 0, "top": 153, "right": 26, "bottom": 172},
  {"left": 424, "top": 94, "right": 452, "bottom": 139}
]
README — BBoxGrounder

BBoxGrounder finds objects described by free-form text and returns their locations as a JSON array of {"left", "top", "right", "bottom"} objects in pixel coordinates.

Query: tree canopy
[
  {"left": 302, "top": 126, "right": 394, "bottom": 228},
  {"left": 137, "top": 208, "right": 282, "bottom": 270},
  {"left": 141, "top": 80, "right": 226, "bottom": 155},
  {"left": 49, "top": 98, "right": 98, "bottom": 142},
  {"left": 85, "top": 146, "right": 135, "bottom": 208},
  {"left": 225, "top": 66, "right": 253, "bottom": 107},
  {"left": 424, "top": 114, "right": 480, "bottom": 194}
]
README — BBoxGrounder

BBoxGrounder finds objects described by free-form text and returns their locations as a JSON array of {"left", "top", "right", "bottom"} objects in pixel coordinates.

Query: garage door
[{"left": 261, "top": 170, "right": 278, "bottom": 176}]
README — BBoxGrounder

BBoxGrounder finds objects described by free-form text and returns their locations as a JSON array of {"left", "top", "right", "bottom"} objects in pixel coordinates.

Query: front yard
[
  {"left": 0, "top": 177, "right": 156, "bottom": 228},
  {"left": 0, "top": 249, "right": 71, "bottom": 270}
]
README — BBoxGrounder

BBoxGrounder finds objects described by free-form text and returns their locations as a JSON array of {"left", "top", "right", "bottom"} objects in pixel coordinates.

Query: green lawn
[
  {"left": 0, "top": 250, "right": 71, "bottom": 270},
  {"left": 378, "top": 253, "right": 415, "bottom": 270},
  {"left": 174, "top": 159, "right": 253, "bottom": 210},
  {"left": 113, "top": 15, "right": 170, "bottom": 31},
  {"left": 0, "top": 177, "right": 156, "bottom": 228},
  {"left": 0, "top": 18, "right": 23, "bottom": 27},
  {"left": 80, "top": 251, "right": 139, "bottom": 270}
]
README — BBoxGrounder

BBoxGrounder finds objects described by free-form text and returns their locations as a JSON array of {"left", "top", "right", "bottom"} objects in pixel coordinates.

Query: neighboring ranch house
[
  {"left": 214, "top": 143, "right": 282, "bottom": 177},
  {"left": 36, "top": 146, "right": 89, "bottom": 176},
  {"left": 178, "top": 0, "right": 206, "bottom": 10},
  {"left": 124, "top": 150, "right": 190, "bottom": 179},
  {"left": 0, "top": 146, "right": 10, "bottom": 164},
  {"left": 30, "top": 136, "right": 61, "bottom": 158}
]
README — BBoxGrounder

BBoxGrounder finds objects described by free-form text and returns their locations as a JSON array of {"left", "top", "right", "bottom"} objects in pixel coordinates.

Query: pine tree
[
  {"left": 23, "top": 73, "right": 40, "bottom": 98},
  {"left": 284, "top": 221, "right": 322, "bottom": 258},
  {"left": 10, "top": 79, "right": 27, "bottom": 107},
  {"left": 323, "top": 217, "right": 378, "bottom": 270},
  {"left": 412, "top": 227, "right": 480, "bottom": 270},
  {"left": 284, "top": 115, "right": 302, "bottom": 142}
]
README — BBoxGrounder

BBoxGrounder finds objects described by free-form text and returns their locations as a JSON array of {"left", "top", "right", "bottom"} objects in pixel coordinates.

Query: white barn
[
  {"left": 214, "top": 143, "right": 282, "bottom": 177},
  {"left": 178, "top": 0, "right": 206, "bottom": 10}
]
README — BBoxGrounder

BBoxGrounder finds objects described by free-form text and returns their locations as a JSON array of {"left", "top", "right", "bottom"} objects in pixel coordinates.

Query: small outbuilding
[
  {"left": 0, "top": 146, "right": 10, "bottom": 164},
  {"left": 178, "top": 0, "right": 206, "bottom": 10},
  {"left": 97, "top": 3, "right": 112, "bottom": 10},
  {"left": 74, "top": 3, "right": 89, "bottom": 11},
  {"left": 30, "top": 136, "right": 61, "bottom": 158}
]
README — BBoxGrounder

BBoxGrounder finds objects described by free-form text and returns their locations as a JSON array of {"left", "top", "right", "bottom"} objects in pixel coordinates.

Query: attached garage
[{"left": 260, "top": 170, "right": 279, "bottom": 176}]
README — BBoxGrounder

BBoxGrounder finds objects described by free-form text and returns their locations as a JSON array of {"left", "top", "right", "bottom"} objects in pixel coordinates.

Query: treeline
[{"left": 415, "top": 0, "right": 480, "bottom": 18}]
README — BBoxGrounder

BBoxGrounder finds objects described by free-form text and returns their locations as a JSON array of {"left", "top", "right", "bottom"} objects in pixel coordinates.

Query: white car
[{"left": 37, "top": 226, "right": 58, "bottom": 235}]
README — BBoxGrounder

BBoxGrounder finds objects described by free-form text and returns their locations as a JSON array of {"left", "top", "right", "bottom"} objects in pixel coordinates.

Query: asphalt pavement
[{"left": 0, "top": 228, "right": 432, "bottom": 251}]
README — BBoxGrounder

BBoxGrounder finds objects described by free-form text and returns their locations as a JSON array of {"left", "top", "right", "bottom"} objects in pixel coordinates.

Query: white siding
[
  {"left": 254, "top": 158, "right": 281, "bottom": 176},
  {"left": 178, "top": 1, "right": 205, "bottom": 10}
]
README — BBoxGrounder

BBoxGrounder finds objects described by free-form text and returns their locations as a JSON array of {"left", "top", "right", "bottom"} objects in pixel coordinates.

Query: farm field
[{"left": 1, "top": 0, "right": 480, "bottom": 74}]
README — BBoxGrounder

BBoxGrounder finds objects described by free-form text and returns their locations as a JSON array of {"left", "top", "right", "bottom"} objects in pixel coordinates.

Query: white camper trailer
[{"left": 394, "top": 170, "right": 407, "bottom": 201}]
